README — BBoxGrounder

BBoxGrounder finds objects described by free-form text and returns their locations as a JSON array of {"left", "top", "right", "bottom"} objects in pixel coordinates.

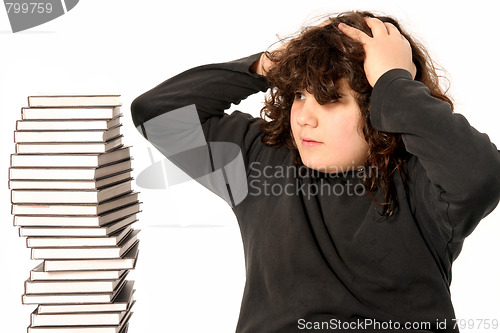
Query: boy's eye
[
  {"left": 329, "top": 94, "right": 344, "bottom": 104},
  {"left": 294, "top": 92, "right": 306, "bottom": 100}
]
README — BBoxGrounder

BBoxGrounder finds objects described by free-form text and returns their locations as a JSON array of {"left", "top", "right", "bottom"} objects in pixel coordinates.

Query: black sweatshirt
[{"left": 131, "top": 53, "right": 500, "bottom": 333}]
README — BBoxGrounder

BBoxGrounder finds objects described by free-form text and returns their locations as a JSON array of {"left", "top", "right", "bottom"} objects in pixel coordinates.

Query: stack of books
[{"left": 9, "top": 95, "right": 140, "bottom": 333}]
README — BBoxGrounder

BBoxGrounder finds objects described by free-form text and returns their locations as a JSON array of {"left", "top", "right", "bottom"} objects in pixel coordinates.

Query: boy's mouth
[{"left": 301, "top": 137, "right": 323, "bottom": 147}]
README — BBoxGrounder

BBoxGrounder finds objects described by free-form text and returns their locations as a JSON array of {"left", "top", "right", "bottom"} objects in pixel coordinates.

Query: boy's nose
[{"left": 297, "top": 102, "right": 319, "bottom": 128}]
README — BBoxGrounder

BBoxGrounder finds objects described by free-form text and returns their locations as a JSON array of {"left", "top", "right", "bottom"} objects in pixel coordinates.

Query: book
[
  {"left": 9, "top": 159, "right": 132, "bottom": 180},
  {"left": 22, "top": 106, "right": 122, "bottom": 120},
  {"left": 10, "top": 146, "right": 130, "bottom": 167},
  {"left": 27, "top": 313, "right": 131, "bottom": 333},
  {"left": 14, "top": 202, "right": 140, "bottom": 227},
  {"left": 43, "top": 241, "right": 139, "bottom": 271},
  {"left": 28, "top": 95, "right": 122, "bottom": 107},
  {"left": 9, "top": 170, "right": 131, "bottom": 190},
  {"left": 27, "top": 226, "right": 133, "bottom": 248},
  {"left": 11, "top": 180, "right": 132, "bottom": 204},
  {"left": 37, "top": 281, "right": 134, "bottom": 313},
  {"left": 12, "top": 94, "right": 139, "bottom": 333},
  {"left": 16, "top": 117, "right": 122, "bottom": 130},
  {"left": 31, "top": 230, "right": 139, "bottom": 259},
  {"left": 14, "top": 126, "right": 122, "bottom": 143},
  {"left": 23, "top": 276, "right": 128, "bottom": 304},
  {"left": 13, "top": 192, "right": 139, "bottom": 216},
  {"left": 19, "top": 214, "right": 137, "bottom": 237},
  {"left": 31, "top": 306, "right": 132, "bottom": 327},
  {"left": 16, "top": 136, "right": 123, "bottom": 154},
  {"left": 25, "top": 272, "right": 128, "bottom": 294},
  {"left": 30, "top": 263, "right": 126, "bottom": 281}
]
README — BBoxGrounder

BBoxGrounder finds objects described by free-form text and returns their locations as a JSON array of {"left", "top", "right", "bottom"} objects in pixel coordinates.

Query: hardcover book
[
  {"left": 28, "top": 95, "right": 122, "bottom": 107},
  {"left": 11, "top": 180, "right": 133, "bottom": 204},
  {"left": 37, "top": 281, "right": 134, "bottom": 313},
  {"left": 22, "top": 106, "right": 122, "bottom": 120},
  {"left": 22, "top": 276, "right": 128, "bottom": 304},
  {"left": 30, "top": 306, "right": 132, "bottom": 327},
  {"left": 42, "top": 241, "right": 139, "bottom": 271},
  {"left": 30, "top": 264, "right": 127, "bottom": 281},
  {"left": 14, "top": 125, "right": 121, "bottom": 143},
  {"left": 10, "top": 146, "right": 130, "bottom": 168},
  {"left": 9, "top": 159, "right": 132, "bottom": 180},
  {"left": 16, "top": 117, "right": 122, "bottom": 131},
  {"left": 19, "top": 214, "right": 137, "bottom": 237},
  {"left": 25, "top": 272, "right": 128, "bottom": 294},
  {"left": 12, "top": 192, "right": 139, "bottom": 216},
  {"left": 15, "top": 136, "right": 123, "bottom": 154},
  {"left": 14, "top": 202, "right": 140, "bottom": 227},
  {"left": 27, "top": 226, "right": 134, "bottom": 248},
  {"left": 30, "top": 230, "right": 139, "bottom": 259}
]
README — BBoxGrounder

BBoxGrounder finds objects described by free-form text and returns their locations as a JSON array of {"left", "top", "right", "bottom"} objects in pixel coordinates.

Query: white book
[
  {"left": 30, "top": 263, "right": 126, "bottom": 281},
  {"left": 37, "top": 281, "right": 134, "bottom": 313},
  {"left": 27, "top": 226, "right": 133, "bottom": 248},
  {"left": 23, "top": 277, "right": 128, "bottom": 304},
  {"left": 16, "top": 117, "right": 122, "bottom": 130},
  {"left": 9, "top": 159, "right": 132, "bottom": 180},
  {"left": 9, "top": 170, "right": 131, "bottom": 190},
  {"left": 28, "top": 95, "right": 121, "bottom": 108},
  {"left": 31, "top": 307, "right": 131, "bottom": 327},
  {"left": 25, "top": 272, "right": 128, "bottom": 294},
  {"left": 11, "top": 180, "right": 132, "bottom": 204},
  {"left": 16, "top": 136, "right": 123, "bottom": 154},
  {"left": 43, "top": 241, "right": 139, "bottom": 271},
  {"left": 22, "top": 106, "right": 122, "bottom": 120},
  {"left": 10, "top": 146, "right": 130, "bottom": 167},
  {"left": 13, "top": 192, "right": 139, "bottom": 216},
  {"left": 15, "top": 202, "right": 140, "bottom": 227},
  {"left": 31, "top": 230, "right": 140, "bottom": 259},
  {"left": 27, "top": 313, "right": 131, "bottom": 333},
  {"left": 14, "top": 126, "right": 122, "bottom": 143},
  {"left": 19, "top": 214, "right": 137, "bottom": 237}
]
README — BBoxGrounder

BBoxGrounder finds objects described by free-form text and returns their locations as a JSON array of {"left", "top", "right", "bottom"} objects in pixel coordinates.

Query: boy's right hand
[
  {"left": 251, "top": 18, "right": 333, "bottom": 76},
  {"left": 250, "top": 52, "right": 273, "bottom": 76},
  {"left": 338, "top": 17, "right": 417, "bottom": 87}
]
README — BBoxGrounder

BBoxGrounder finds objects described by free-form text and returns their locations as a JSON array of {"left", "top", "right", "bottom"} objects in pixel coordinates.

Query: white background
[{"left": 1, "top": 1, "right": 499, "bottom": 332}]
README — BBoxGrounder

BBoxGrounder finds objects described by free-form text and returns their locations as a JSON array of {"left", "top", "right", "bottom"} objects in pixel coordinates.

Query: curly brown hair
[{"left": 259, "top": 11, "right": 453, "bottom": 218}]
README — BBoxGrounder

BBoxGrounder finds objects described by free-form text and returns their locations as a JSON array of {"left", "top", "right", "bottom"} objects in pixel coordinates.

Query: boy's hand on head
[
  {"left": 251, "top": 18, "right": 334, "bottom": 76},
  {"left": 338, "top": 17, "right": 417, "bottom": 87},
  {"left": 251, "top": 44, "right": 287, "bottom": 77}
]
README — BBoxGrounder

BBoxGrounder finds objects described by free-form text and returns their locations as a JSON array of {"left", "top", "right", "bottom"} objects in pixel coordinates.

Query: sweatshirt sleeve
[
  {"left": 369, "top": 69, "right": 500, "bottom": 243},
  {"left": 131, "top": 52, "right": 268, "bottom": 127},
  {"left": 130, "top": 53, "right": 269, "bottom": 207}
]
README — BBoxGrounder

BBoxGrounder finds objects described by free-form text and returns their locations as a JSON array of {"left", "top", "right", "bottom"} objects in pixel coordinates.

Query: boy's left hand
[{"left": 338, "top": 17, "right": 417, "bottom": 87}]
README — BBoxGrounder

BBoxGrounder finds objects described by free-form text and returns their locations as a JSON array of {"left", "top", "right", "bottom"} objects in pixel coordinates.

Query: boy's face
[{"left": 290, "top": 80, "right": 369, "bottom": 173}]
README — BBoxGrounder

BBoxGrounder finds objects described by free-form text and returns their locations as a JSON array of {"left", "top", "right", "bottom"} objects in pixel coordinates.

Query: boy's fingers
[
  {"left": 338, "top": 23, "right": 370, "bottom": 44},
  {"left": 383, "top": 22, "right": 400, "bottom": 36},
  {"left": 364, "top": 17, "right": 390, "bottom": 37},
  {"left": 317, "top": 18, "right": 332, "bottom": 27}
]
